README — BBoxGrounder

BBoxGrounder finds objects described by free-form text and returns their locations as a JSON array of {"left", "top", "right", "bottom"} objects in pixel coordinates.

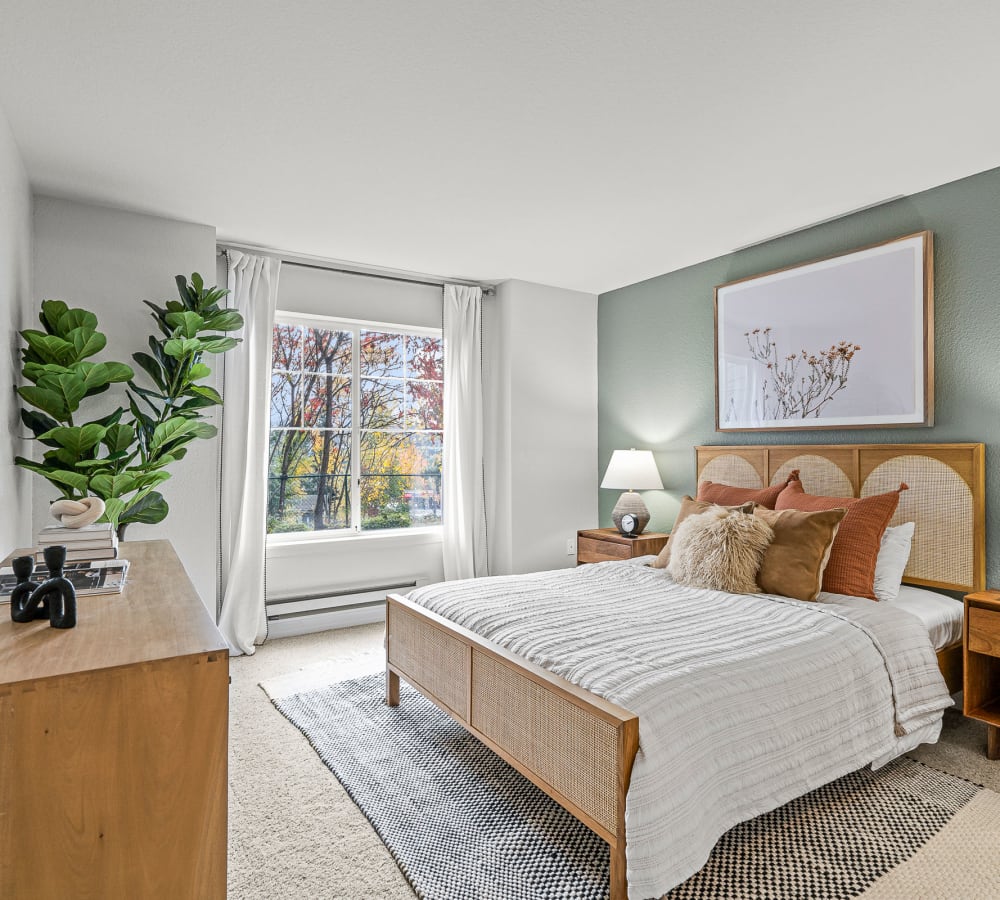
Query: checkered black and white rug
[{"left": 271, "top": 674, "right": 979, "bottom": 900}]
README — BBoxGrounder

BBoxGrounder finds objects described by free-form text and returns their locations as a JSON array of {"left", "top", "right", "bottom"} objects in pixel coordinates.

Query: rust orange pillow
[
  {"left": 775, "top": 478, "right": 907, "bottom": 600},
  {"left": 697, "top": 470, "right": 798, "bottom": 510}
]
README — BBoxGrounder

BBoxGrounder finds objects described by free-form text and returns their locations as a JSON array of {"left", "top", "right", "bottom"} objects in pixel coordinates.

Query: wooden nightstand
[
  {"left": 577, "top": 528, "right": 669, "bottom": 565},
  {"left": 964, "top": 590, "right": 1000, "bottom": 759}
]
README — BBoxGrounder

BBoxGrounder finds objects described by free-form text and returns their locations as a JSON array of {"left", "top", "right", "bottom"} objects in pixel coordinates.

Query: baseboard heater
[{"left": 265, "top": 580, "right": 420, "bottom": 622}]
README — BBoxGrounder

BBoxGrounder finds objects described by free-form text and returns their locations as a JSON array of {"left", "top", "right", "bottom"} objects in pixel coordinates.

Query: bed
[{"left": 384, "top": 443, "right": 985, "bottom": 899}]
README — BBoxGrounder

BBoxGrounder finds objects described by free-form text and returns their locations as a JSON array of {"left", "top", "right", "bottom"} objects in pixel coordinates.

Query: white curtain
[
  {"left": 442, "top": 284, "right": 488, "bottom": 580},
  {"left": 218, "top": 251, "right": 281, "bottom": 655}
]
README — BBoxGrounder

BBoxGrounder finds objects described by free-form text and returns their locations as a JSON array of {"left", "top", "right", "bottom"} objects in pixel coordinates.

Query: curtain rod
[{"left": 217, "top": 246, "right": 494, "bottom": 295}]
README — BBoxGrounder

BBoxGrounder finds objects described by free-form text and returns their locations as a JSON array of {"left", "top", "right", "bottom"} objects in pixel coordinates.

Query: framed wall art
[{"left": 715, "top": 231, "right": 933, "bottom": 432}]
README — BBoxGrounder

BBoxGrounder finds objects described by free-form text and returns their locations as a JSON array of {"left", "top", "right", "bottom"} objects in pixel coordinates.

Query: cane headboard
[{"left": 695, "top": 444, "right": 986, "bottom": 593}]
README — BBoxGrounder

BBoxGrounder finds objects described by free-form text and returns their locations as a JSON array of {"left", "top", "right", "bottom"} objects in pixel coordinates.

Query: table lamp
[{"left": 600, "top": 448, "right": 663, "bottom": 536}]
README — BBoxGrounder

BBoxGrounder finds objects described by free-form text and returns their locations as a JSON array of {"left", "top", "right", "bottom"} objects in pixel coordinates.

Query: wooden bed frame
[{"left": 385, "top": 442, "right": 985, "bottom": 899}]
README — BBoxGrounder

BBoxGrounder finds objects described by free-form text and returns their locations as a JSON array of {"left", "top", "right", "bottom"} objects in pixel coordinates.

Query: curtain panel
[
  {"left": 217, "top": 251, "right": 281, "bottom": 655},
  {"left": 442, "top": 284, "right": 489, "bottom": 580}
]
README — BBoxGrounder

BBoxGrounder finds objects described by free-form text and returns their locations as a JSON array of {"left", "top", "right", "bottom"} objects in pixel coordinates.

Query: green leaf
[
  {"left": 18, "top": 384, "right": 69, "bottom": 419},
  {"left": 74, "top": 458, "right": 119, "bottom": 469},
  {"left": 128, "top": 470, "right": 172, "bottom": 492},
  {"left": 188, "top": 362, "right": 211, "bottom": 381},
  {"left": 197, "top": 336, "right": 238, "bottom": 354},
  {"left": 191, "top": 272, "right": 204, "bottom": 293},
  {"left": 149, "top": 418, "right": 216, "bottom": 453},
  {"left": 22, "top": 361, "right": 66, "bottom": 384},
  {"left": 132, "top": 351, "right": 166, "bottom": 389},
  {"left": 38, "top": 424, "right": 107, "bottom": 456},
  {"left": 163, "top": 337, "right": 201, "bottom": 358},
  {"left": 187, "top": 384, "right": 223, "bottom": 405},
  {"left": 103, "top": 423, "right": 134, "bottom": 454},
  {"left": 20, "top": 408, "right": 61, "bottom": 438},
  {"left": 89, "top": 472, "right": 139, "bottom": 499},
  {"left": 57, "top": 308, "right": 99, "bottom": 335},
  {"left": 72, "top": 361, "right": 135, "bottom": 395},
  {"left": 93, "top": 408, "right": 125, "bottom": 428},
  {"left": 68, "top": 327, "right": 107, "bottom": 359},
  {"left": 22, "top": 330, "right": 76, "bottom": 365},
  {"left": 14, "top": 456, "right": 59, "bottom": 478},
  {"left": 101, "top": 497, "right": 127, "bottom": 528},
  {"left": 39, "top": 300, "right": 70, "bottom": 334},
  {"left": 165, "top": 311, "right": 205, "bottom": 339},
  {"left": 127, "top": 392, "right": 154, "bottom": 430},
  {"left": 120, "top": 491, "right": 169, "bottom": 526},
  {"left": 44, "top": 468, "right": 91, "bottom": 494},
  {"left": 202, "top": 309, "right": 244, "bottom": 332}
]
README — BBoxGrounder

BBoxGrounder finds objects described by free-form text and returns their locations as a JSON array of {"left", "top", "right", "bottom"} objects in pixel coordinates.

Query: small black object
[
  {"left": 10, "top": 556, "right": 45, "bottom": 622},
  {"left": 10, "top": 547, "right": 77, "bottom": 629},
  {"left": 618, "top": 513, "right": 639, "bottom": 537}
]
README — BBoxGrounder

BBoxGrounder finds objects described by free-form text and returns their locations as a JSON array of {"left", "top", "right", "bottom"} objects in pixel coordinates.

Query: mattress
[
  {"left": 406, "top": 560, "right": 953, "bottom": 897},
  {"left": 819, "top": 584, "right": 964, "bottom": 651}
]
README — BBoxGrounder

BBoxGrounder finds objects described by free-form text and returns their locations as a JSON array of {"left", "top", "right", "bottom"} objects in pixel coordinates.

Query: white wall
[
  {"left": 0, "top": 106, "right": 33, "bottom": 556},
  {"left": 488, "top": 279, "right": 599, "bottom": 574},
  {"left": 32, "top": 197, "right": 218, "bottom": 609}
]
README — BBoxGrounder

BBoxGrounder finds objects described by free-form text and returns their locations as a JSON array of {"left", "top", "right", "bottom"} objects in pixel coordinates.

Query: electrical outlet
[{"left": 566, "top": 537, "right": 576, "bottom": 556}]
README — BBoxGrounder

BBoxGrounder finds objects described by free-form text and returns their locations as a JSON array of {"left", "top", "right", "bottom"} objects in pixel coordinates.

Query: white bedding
[
  {"left": 406, "top": 560, "right": 953, "bottom": 898},
  {"left": 821, "top": 584, "right": 964, "bottom": 651}
]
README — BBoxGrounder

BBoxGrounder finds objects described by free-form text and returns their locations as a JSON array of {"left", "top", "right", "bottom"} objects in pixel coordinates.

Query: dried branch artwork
[{"left": 745, "top": 327, "right": 862, "bottom": 420}]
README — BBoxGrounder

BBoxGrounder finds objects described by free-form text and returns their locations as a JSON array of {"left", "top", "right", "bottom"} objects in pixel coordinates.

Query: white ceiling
[{"left": 2, "top": 1, "right": 999, "bottom": 294}]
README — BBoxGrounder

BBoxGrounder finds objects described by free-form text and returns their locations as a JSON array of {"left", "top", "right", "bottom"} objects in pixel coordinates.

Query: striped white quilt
[{"left": 406, "top": 559, "right": 953, "bottom": 898}]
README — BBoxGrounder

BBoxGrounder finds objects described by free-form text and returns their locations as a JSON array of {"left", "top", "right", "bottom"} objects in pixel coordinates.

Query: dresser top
[{"left": 0, "top": 540, "right": 227, "bottom": 686}]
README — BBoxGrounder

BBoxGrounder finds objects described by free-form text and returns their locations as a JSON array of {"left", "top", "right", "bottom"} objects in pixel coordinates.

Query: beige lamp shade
[
  {"left": 601, "top": 449, "right": 663, "bottom": 536},
  {"left": 600, "top": 449, "right": 664, "bottom": 491}
]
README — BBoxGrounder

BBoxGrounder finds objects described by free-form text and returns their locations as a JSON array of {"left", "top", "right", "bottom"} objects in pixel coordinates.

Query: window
[{"left": 267, "top": 314, "right": 443, "bottom": 536}]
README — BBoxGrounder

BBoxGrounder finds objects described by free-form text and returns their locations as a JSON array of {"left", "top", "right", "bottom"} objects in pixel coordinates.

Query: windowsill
[{"left": 266, "top": 526, "right": 443, "bottom": 556}]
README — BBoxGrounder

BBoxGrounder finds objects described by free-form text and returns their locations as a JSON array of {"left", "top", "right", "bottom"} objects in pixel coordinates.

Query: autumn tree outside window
[{"left": 268, "top": 313, "right": 443, "bottom": 536}]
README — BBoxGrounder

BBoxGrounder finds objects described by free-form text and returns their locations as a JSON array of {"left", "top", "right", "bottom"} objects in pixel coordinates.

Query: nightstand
[
  {"left": 963, "top": 590, "right": 1000, "bottom": 759},
  {"left": 577, "top": 528, "right": 669, "bottom": 565}
]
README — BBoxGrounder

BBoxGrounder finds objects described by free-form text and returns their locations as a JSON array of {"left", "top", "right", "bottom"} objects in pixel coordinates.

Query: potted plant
[{"left": 15, "top": 274, "right": 244, "bottom": 539}]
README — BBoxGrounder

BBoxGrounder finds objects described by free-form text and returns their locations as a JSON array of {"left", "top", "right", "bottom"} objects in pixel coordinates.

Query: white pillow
[{"left": 873, "top": 522, "right": 915, "bottom": 602}]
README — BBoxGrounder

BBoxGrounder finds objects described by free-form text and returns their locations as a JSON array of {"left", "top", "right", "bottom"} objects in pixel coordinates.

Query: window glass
[{"left": 267, "top": 321, "right": 442, "bottom": 535}]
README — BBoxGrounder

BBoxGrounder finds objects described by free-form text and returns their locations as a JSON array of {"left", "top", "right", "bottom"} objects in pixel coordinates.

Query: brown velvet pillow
[
  {"left": 696, "top": 470, "right": 798, "bottom": 510},
  {"left": 775, "top": 479, "right": 907, "bottom": 600},
  {"left": 753, "top": 507, "right": 847, "bottom": 601},
  {"left": 650, "top": 496, "right": 755, "bottom": 569}
]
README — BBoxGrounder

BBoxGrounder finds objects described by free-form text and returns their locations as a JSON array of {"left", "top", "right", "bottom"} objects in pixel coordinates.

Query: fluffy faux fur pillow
[
  {"left": 667, "top": 507, "right": 774, "bottom": 594},
  {"left": 649, "top": 496, "right": 755, "bottom": 569}
]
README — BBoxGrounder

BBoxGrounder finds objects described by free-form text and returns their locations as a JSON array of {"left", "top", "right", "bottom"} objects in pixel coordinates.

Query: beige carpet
[{"left": 228, "top": 624, "right": 1000, "bottom": 899}]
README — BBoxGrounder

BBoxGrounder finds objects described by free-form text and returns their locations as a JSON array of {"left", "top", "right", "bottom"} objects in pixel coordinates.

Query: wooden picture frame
[{"left": 715, "top": 231, "right": 934, "bottom": 432}]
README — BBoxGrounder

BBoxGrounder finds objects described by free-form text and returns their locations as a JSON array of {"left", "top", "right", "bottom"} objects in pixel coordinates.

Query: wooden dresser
[{"left": 0, "top": 540, "right": 229, "bottom": 899}]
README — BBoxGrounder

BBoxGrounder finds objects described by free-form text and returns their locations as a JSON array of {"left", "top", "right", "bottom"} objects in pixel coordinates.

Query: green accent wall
[{"left": 598, "top": 165, "right": 1000, "bottom": 584}]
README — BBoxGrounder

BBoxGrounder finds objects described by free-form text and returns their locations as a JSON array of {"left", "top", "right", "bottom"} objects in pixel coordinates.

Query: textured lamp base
[{"left": 611, "top": 491, "right": 651, "bottom": 536}]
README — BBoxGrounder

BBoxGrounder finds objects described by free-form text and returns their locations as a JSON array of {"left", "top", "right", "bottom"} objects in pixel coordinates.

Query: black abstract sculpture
[{"left": 10, "top": 546, "right": 77, "bottom": 629}]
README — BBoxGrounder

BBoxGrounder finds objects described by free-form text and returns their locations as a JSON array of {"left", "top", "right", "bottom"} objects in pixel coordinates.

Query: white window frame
[{"left": 266, "top": 309, "right": 444, "bottom": 545}]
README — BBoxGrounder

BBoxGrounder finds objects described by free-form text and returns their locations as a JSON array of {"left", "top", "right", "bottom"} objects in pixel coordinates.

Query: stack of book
[
  {"left": 37, "top": 522, "right": 118, "bottom": 564},
  {"left": 0, "top": 558, "right": 130, "bottom": 599}
]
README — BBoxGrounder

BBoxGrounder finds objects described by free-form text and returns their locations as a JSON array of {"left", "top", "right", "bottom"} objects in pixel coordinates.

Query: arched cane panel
[
  {"left": 771, "top": 454, "right": 853, "bottom": 497},
  {"left": 699, "top": 455, "right": 763, "bottom": 490},
  {"left": 862, "top": 455, "right": 973, "bottom": 590}
]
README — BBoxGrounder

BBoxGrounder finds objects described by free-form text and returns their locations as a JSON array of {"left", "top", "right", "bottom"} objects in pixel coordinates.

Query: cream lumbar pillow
[{"left": 666, "top": 507, "right": 774, "bottom": 594}]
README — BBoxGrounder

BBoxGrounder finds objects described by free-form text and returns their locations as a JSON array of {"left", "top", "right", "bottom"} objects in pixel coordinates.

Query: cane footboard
[{"left": 385, "top": 594, "right": 640, "bottom": 899}]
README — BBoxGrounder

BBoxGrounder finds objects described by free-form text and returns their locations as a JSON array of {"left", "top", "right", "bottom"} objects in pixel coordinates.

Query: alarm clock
[{"left": 619, "top": 513, "right": 639, "bottom": 537}]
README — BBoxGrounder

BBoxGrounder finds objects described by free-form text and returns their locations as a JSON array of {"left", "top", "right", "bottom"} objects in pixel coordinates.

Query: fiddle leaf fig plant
[{"left": 15, "top": 274, "right": 244, "bottom": 537}]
